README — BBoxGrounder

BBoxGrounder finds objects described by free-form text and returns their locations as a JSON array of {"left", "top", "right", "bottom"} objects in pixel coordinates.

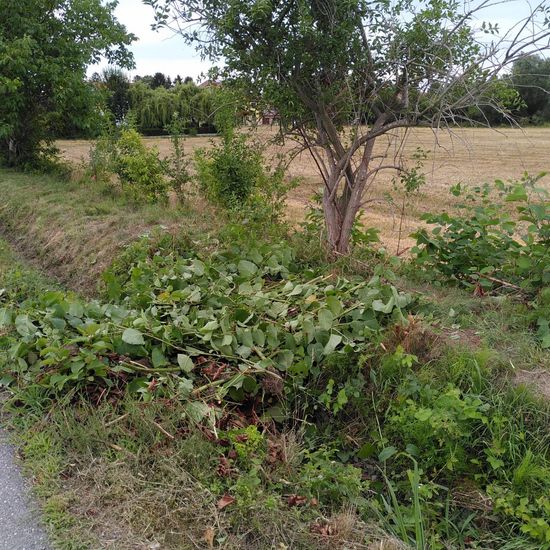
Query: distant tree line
[
  {"left": 57, "top": 55, "right": 550, "bottom": 141},
  {"left": 85, "top": 69, "right": 219, "bottom": 136}
]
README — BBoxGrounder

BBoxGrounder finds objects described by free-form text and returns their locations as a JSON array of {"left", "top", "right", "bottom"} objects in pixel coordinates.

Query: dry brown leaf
[
  {"left": 217, "top": 493, "right": 236, "bottom": 510},
  {"left": 287, "top": 494, "right": 308, "bottom": 507},
  {"left": 203, "top": 526, "right": 215, "bottom": 548}
]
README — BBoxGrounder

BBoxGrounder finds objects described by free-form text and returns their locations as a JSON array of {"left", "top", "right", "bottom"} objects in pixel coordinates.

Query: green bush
[
  {"left": 195, "top": 132, "right": 295, "bottom": 224},
  {"left": 195, "top": 133, "right": 261, "bottom": 207},
  {"left": 88, "top": 133, "right": 115, "bottom": 183},
  {"left": 412, "top": 174, "right": 549, "bottom": 293},
  {"left": 114, "top": 128, "right": 168, "bottom": 203}
]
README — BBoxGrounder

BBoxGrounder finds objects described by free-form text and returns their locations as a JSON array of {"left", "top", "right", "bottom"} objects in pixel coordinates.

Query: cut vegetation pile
[{"left": 0, "top": 166, "right": 549, "bottom": 548}]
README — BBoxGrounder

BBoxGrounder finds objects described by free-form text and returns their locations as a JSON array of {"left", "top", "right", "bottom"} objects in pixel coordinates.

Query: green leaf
[
  {"left": 121, "top": 328, "right": 145, "bottom": 345},
  {"left": 275, "top": 349, "right": 294, "bottom": 370},
  {"left": 184, "top": 401, "right": 212, "bottom": 423},
  {"left": 326, "top": 295, "right": 343, "bottom": 315},
  {"left": 516, "top": 256, "right": 532, "bottom": 270},
  {"left": 357, "top": 442, "right": 376, "bottom": 459},
  {"left": 414, "top": 408, "right": 433, "bottom": 422},
  {"left": 68, "top": 302, "right": 84, "bottom": 318},
  {"left": 178, "top": 378, "right": 193, "bottom": 397},
  {"left": 378, "top": 446, "right": 398, "bottom": 462},
  {"left": 152, "top": 347, "right": 168, "bottom": 368},
  {"left": 237, "top": 259, "right": 258, "bottom": 277},
  {"left": 263, "top": 405, "right": 287, "bottom": 422},
  {"left": 372, "top": 297, "right": 395, "bottom": 314},
  {"left": 0, "top": 308, "right": 12, "bottom": 327},
  {"left": 318, "top": 308, "right": 334, "bottom": 331},
  {"left": 323, "top": 333, "right": 342, "bottom": 355},
  {"left": 15, "top": 315, "right": 36, "bottom": 338},
  {"left": 177, "top": 354, "right": 194, "bottom": 373}
]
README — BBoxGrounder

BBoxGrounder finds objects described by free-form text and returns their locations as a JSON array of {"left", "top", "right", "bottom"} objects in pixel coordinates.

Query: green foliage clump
[
  {"left": 0, "top": 236, "right": 412, "bottom": 406},
  {"left": 412, "top": 174, "right": 549, "bottom": 347},
  {"left": 195, "top": 133, "right": 261, "bottom": 206},
  {"left": 388, "top": 382, "right": 489, "bottom": 473},
  {"left": 298, "top": 447, "right": 367, "bottom": 507},
  {"left": 114, "top": 128, "right": 168, "bottom": 203},
  {"left": 195, "top": 132, "right": 295, "bottom": 224},
  {"left": 412, "top": 174, "right": 549, "bottom": 292}
]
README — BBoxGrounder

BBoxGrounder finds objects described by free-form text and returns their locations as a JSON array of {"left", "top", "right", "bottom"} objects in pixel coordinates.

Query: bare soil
[{"left": 515, "top": 369, "right": 550, "bottom": 401}]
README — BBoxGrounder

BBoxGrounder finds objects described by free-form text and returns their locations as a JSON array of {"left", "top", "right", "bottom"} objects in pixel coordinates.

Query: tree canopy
[
  {"left": 148, "top": 0, "right": 550, "bottom": 253},
  {"left": 512, "top": 54, "right": 550, "bottom": 123},
  {"left": 0, "top": 0, "right": 135, "bottom": 166}
]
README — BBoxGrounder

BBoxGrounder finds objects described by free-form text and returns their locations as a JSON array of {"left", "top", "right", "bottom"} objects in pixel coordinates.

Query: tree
[
  {"left": 128, "top": 78, "right": 217, "bottom": 134},
  {"left": 148, "top": 0, "right": 550, "bottom": 253},
  {"left": 512, "top": 55, "right": 550, "bottom": 122},
  {"left": 101, "top": 67, "right": 132, "bottom": 123},
  {"left": 151, "top": 72, "right": 172, "bottom": 89},
  {"left": 0, "top": 0, "right": 135, "bottom": 167}
]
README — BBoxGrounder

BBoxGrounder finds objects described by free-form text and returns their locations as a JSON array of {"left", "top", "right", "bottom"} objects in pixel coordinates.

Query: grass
[{"left": 0, "top": 169, "right": 222, "bottom": 295}]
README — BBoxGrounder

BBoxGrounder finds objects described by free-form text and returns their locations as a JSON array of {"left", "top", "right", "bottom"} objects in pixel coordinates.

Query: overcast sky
[
  {"left": 87, "top": 0, "right": 543, "bottom": 81},
  {"left": 88, "top": 0, "right": 211, "bottom": 81}
]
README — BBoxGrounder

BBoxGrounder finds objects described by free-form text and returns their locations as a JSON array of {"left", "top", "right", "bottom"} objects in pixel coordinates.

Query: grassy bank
[
  {"left": 0, "top": 169, "right": 221, "bottom": 295},
  {"left": 0, "top": 168, "right": 549, "bottom": 549}
]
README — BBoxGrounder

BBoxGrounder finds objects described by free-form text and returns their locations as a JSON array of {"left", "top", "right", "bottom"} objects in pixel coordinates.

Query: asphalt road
[{"left": 0, "top": 430, "right": 50, "bottom": 550}]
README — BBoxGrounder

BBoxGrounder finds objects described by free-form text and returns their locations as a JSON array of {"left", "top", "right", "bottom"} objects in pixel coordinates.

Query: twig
[
  {"left": 104, "top": 413, "right": 130, "bottom": 427},
  {"left": 475, "top": 273, "right": 525, "bottom": 292},
  {"left": 151, "top": 420, "right": 175, "bottom": 440}
]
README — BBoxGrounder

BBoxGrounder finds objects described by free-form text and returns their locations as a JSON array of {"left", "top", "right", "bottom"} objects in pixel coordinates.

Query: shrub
[
  {"left": 88, "top": 133, "right": 115, "bottom": 183},
  {"left": 412, "top": 174, "right": 549, "bottom": 293},
  {"left": 114, "top": 128, "right": 168, "bottom": 203},
  {"left": 195, "top": 132, "right": 295, "bottom": 224},
  {"left": 195, "top": 132, "right": 263, "bottom": 207}
]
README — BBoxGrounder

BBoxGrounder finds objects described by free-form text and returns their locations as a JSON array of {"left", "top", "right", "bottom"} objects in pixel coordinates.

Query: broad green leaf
[
  {"left": 378, "top": 446, "right": 398, "bottom": 462},
  {"left": 15, "top": 315, "right": 36, "bottom": 338},
  {"left": 68, "top": 302, "right": 84, "bottom": 318},
  {"left": 122, "top": 328, "right": 145, "bottom": 346},
  {"left": 357, "top": 442, "right": 376, "bottom": 459},
  {"left": 177, "top": 354, "right": 194, "bottom": 373},
  {"left": 323, "top": 333, "right": 342, "bottom": 355},
  {"left": 326, "top": 295, "right": 343, "bottom": 315},
  {"left": 372, "top": 297, "right": 395, "bottom": 314},
  {"left": 237, "top": 259, "right": 258, "bottom": 277},
  {"left": 318, "top": 308, "right": 334, "bottom": 330}
]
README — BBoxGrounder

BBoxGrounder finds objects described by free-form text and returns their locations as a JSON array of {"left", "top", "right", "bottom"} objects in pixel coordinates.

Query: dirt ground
[{"left": 57, "top": 126, "right": 550, "bottom": 253}]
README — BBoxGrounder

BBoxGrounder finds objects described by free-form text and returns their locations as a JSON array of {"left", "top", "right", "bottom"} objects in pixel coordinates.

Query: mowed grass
[
  {"left": 58, "top": 126, "right": 550, "bottom": 253},
  {"left": 0, "top": 169, "right": 221, "bottom": 295}
]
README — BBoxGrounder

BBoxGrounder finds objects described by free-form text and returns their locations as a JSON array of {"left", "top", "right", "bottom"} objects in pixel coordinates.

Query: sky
[
  {"left": 87, "top": 0, "right": 544, "bottom": 81},
  {"left": 88, "top": 0, "right": 212, "bottom": 81}
]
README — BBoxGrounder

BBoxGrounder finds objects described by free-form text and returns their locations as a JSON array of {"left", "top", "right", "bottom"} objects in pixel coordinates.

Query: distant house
[
  {"left": 198, "top": 79, "right": 221, "bottom": 89},
  {"left": 262, "top": 108, "right": 279, "bottom": 125}
]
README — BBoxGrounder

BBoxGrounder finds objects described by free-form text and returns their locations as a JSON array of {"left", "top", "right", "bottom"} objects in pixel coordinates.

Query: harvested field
[{"left": 58, "top": 126, "right": 550, "bottom": 252}]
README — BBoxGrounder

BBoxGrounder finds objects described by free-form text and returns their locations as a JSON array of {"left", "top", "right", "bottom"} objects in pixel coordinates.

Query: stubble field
[{"left": 58, "top": 126, "right": 550, "bottom": 253}]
